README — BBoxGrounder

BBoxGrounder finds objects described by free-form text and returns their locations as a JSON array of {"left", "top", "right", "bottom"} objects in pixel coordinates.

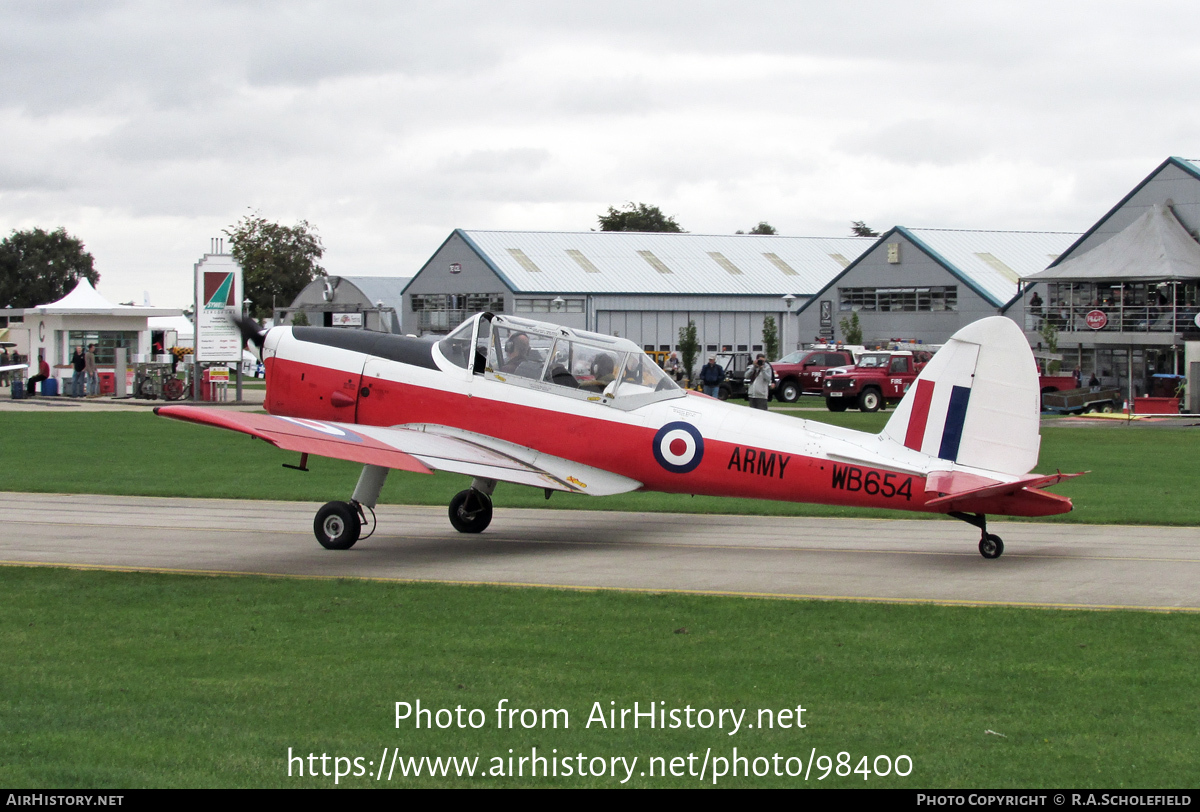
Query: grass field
[
  {"left": 1, "top": 411, "right": 1196, "bottom": 525},
  {"left": 2, "top": 566, "right": 1197, "bottom": 788},
  {"left": 4, "top": 409, "right": 1197, "bottom": 789}
]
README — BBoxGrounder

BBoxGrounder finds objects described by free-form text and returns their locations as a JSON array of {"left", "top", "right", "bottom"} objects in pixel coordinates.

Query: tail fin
[{"left": 881, "top": 317, "right": 1040, "bottom": 476}]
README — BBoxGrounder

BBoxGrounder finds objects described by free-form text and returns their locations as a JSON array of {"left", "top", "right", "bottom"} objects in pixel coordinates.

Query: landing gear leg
[
  {"left": 949, "top": 511, "right": 1004, "bottom": 559},
  {"left": 449, "top": 478, "right": 495, "bottom": 534},
  {"left": 312, "top": 465, "right": 389, "bottom": 550}
]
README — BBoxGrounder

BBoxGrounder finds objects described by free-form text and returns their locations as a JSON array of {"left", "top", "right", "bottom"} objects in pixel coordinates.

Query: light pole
[{"left": 781, "top": 294, "right": 796, "bottom": 355}]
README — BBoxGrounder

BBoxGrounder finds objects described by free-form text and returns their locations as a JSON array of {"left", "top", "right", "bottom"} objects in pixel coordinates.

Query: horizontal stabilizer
[
  {"left": 924, "top": 469, "right": 1085, "bottom": 516},
  {"left": 925, "top": 470, "right": 1085, "bottom": 503}
]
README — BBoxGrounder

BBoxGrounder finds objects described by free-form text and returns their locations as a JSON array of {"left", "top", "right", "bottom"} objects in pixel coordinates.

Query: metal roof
[
  {"left": 1024, "top": 205, "right": 1200, "bottom": 282},
  {"left": 901, "top": 227, "right": 1081, "bottom": 307},
  {"left": 340, "top": 276, "right": 411, "bottom": 307},
  {"left": 458, "top": 230, "right": 874, "bottom": 296}
]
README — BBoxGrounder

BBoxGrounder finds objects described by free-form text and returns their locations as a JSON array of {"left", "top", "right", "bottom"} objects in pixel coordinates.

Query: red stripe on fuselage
[
  {"left": 904, "top": 378, "right": 936, "bottom": 451},
  {"left": 266, "top": 356, "right": 944, "bottom": 513}
]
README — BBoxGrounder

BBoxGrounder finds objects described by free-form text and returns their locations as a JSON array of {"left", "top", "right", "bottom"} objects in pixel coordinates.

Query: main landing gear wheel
[
  {"left": 449, "top": 489, "right": 493, "bottom": 534},
  {"left": 978, "top": 533, "right": 1004, "bottom": 559},
  {"left": 314, "top": 501, "right": 362, "bottom": 550}
]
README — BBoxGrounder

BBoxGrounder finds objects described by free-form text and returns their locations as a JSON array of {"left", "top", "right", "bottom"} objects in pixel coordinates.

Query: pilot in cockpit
[
  {"left": 501, "top": 333, "right": 531, "bottom": 374},
  {"left": 588, "top": 353, "right": 616, "bottom": 388}
]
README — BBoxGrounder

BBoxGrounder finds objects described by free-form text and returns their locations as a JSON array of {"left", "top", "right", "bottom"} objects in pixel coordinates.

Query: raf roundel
[{"left": 652, "top": 421, "right": 705, "bottom": 474}]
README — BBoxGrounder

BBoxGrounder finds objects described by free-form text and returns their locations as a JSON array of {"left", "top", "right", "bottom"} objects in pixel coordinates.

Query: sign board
[
  {"left": 819, "top": 300, "right": 832, "bottom": 328},
  {"left": 194, "top": 253, "right": 243, "bottom": 362},
  {"left": 449, "top": 263, "right": 462, "bottom": 275},
  {"left": 331, "top": 312, "right": 363, "bottom": 327},
  {"left": 1085, "top": 309, "right": 1108, "bottom": 330}
]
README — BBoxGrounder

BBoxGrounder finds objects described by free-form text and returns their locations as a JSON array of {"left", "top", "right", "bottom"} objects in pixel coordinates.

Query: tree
[
  {"left": 225, "top": 212, "right": 325, "bottom": 319},
  {"left": 598, "top": 202, "right": 685, "bottom": 233},
  {"left": 0, "top": 227, "right": 98, "bottom": 308},
  {"left": 677, "top": 320, "right": 700, "bottom": 385},
  {"left": 1039, "top": 319, "right": 1061, "bottom": 374},
  {"left": 850, "top": 221, "right": 879, "bottom": 238},
  {"left": 761, "top": 315, "right": 779, "bottom": 360},
  {"left": 748, "top": 221, "right": 777, "bottom": 235},
  {"left": 839, "top": 311, "right": 863, "bottom": 345}
]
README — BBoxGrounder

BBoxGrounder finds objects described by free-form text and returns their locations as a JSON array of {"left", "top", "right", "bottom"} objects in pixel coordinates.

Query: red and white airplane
[{"left": 156, "top": 312, "right": 1081, "bottom": 559}]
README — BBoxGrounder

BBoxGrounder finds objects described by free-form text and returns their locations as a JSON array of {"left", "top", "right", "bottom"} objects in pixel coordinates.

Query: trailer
[{"left": 1041, "top": 387, "right": 1122, "bottom": 415}]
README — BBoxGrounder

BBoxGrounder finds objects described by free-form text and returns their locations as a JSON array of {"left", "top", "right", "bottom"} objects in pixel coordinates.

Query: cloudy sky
[{"left": 2, "top": 0, "right": 1197, "bottom": 308}]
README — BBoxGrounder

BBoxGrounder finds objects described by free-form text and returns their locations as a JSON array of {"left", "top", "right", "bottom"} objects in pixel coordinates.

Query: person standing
[
  {"left": 666, "top": 352, "right": 681, "bottom": 382},
  {"left": 71, "top": 346, "right": 87, "bottom": 397},
  {"left": 747, "top": 353, "right": 774, "bottom": 411},
  {"left": 85, "top": 343, "right": 99, "bottom": 397},
  {"left": 699, "top": 356, "right": 724, "bottom": 398}
]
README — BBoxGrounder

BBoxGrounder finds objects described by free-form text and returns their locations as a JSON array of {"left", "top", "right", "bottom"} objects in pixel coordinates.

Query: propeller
[{"left": 232, "top": 313, "right": 267, "bottom": 355}]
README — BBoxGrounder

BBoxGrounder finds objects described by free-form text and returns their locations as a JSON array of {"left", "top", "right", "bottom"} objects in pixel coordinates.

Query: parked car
[
  {"left": 771, "top": 346, "right": 861, "bottom": 403},
  {"left": 822, "top": 350, "right": 933, "bottom": 412}
]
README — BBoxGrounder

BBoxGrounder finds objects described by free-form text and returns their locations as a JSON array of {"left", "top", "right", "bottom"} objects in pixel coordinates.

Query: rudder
[{"left": 881, "top": 317, "right": 1041, "bottom": 476}]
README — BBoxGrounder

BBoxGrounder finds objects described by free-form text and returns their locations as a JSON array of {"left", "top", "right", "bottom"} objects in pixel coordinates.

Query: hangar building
[
  {"left": 280, "top": 275, "right": 411, "bottom": 333},
  {"left": 402, "top": 229, "right": 873, "bottom": 367},
  {"left": 794, "top": 226, "right": 1080, "bottom": 346},
  {"left": 1017, "top": 157, "right": 1200, "bottom": 400}
]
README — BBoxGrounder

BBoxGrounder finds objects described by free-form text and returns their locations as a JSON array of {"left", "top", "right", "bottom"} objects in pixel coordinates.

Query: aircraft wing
[
  {"left": 154, "top": 405, "right": 642, "bottom": 496},
  {"left": 0, "top": 364, "right": 28, "bottom": 373}
]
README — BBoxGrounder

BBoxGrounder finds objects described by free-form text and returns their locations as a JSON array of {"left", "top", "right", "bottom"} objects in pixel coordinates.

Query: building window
[
  {"left": 67, "top": 331, "right": 139, "bottom": 365},
  {"left": 410, "top": 293, "right": 504, "bottom": 333},
  {"left": 514, "top": 298, "right": 584, "bottom": 313},
  {"left": 1041, "top": 281, "right": 1196, "bottom": 333},
  {"left": 838, "top": 286, "right": 957, "bottom": 312}
]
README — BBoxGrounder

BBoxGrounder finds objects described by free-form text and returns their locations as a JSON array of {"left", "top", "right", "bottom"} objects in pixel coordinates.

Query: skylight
[
  {"left": 707, "top": 252, "right": 743, "bottom": 275},
  {"left": 507, "top": 248, "right": 542, "bottom": 273},
  {"left": 637, "top": 250, "right": 673, "bottom": 274},
  {"left": 565, "top": 249, "right": 601, "bottom": 273},
  {"left": 974, "top": 252, "right": 1020, "bottom": 284},
  {"left": 762, "top": 252, "right": 799, "bottom": 275}
]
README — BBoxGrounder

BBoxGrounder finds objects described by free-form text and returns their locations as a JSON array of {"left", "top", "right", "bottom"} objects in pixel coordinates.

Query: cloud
[{"left": 1, "top": 0, "right": 1198, "bottom": 307}]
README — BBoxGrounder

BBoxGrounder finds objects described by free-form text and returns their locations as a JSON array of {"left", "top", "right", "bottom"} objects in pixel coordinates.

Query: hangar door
[{"left": 596, "top": 311, "right": 767, "bottom": 354}]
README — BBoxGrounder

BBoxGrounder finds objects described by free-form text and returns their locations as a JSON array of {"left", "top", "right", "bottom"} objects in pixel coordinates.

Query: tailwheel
[
  {"left": 949, "top": 511, "right": 1004, "bottom": 559},
  {"left": 449, "top": 489, "right": 493, "bottom": 533},
  {"left": 978, "top": 533, "right": 1004, "bottom": 559},
  {"left": 314, "top": 500, "right": 362, "bottom": 550}
]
